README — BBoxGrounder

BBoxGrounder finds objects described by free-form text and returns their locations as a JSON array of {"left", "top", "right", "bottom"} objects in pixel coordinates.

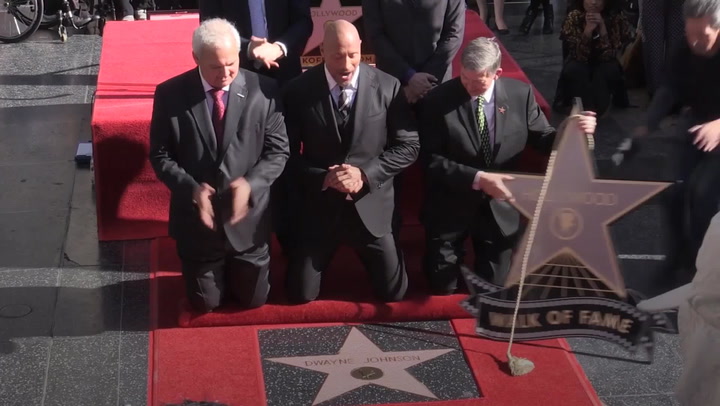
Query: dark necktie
[
  {"left": 210, "top": 88, "right": 226, "bottom": 148},
  {"left": 248, "top": 0, "right": 268, "bottom": 38},
  {"left": 476, "top": 96, "right": 492, "bottom": 165},
  {"left": 338, "top": 87, "right": 350, "bottom": 118}
]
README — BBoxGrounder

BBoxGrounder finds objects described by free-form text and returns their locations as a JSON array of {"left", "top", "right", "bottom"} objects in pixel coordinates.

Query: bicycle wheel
[{"left": 0, "top": 0, "right": 43, "bottom": 43}]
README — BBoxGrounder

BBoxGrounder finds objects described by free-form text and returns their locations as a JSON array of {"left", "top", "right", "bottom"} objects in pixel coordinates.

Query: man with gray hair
[
  {"left": 634, "top": 0, "right": 720, "bottom": 284},
  {"left": 418, "top": 37, "right": 596, "bottom": 293},
  {"left": 149, "top": 18, "right": 289, "bottom": 313}
]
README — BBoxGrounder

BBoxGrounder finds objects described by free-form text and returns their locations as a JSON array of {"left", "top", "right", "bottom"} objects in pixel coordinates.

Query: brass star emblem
[
  {"left": 503, "top": 118, "right": 671, "bottom": 298},
  {"left": 303, "top": 0, "right": 363, "bottom": 55}
]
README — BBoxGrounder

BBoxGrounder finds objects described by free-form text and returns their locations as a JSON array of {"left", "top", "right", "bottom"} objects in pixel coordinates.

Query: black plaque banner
[{"left": 460, "top": 270, "right": 672, "bottom": 353}]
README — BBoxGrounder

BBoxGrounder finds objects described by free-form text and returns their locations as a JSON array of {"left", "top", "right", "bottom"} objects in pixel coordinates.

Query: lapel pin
[
  {"left": 498, "top": 106, "right": 506, "bottom": 114},
  {"left": 237, "top": 92, "right": 245, "bottom": 98}
]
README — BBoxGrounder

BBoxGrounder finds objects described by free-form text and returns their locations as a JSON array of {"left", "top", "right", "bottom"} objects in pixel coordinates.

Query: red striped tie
[{"left": 210, "top": 88, "right": 226, "bottom": 148}]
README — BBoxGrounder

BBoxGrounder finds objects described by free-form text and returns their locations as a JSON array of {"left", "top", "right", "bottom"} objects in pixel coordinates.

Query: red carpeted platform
[
  {"left": 92, "top": 11, "right": 551, "bottom": 241},
  {"left": 150, "top": 321, "right": 601, "bottom": 406},
  {"left": 152, "top": 227, "right": 470, "bottom": 328}
]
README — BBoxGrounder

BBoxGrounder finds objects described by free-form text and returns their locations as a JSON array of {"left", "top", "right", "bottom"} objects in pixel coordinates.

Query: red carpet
[
  {"left": 92, "top": 11, "right": 551, "bottom": 241},
  {"left": 152, "top": 227, "right": 471, "bottom": 328},
  {"left": 150, "top": 321, "right": 601, "bottom": 406}
]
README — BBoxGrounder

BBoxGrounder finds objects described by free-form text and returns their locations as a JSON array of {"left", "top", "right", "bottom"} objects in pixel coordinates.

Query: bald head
[{"left": 321, "top": 19, "right": 362, "bottom": 87}]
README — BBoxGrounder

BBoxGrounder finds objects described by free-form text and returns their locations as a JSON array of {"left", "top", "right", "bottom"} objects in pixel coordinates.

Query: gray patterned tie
[
  {"left": 338, "top": 86, "right": 350, "bottom": 118},
  {"left": 476, "top": 96, "right": 492, "bottom": 165}
]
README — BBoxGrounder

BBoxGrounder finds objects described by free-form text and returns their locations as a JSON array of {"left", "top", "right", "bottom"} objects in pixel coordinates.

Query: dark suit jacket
[
  {"left": 283, "top": 63, "right": 420, "bottom": 238},
  {"left": 417, "top": 77, "right": 555, "bottom": 237},
  {"left": 149, "top": 68, "right": 290, "bottom": 253},
  {"left": 199, "top": 0, "right": 313, "bottom": 84},
  {"left": 362, "top": 0, "right": 465, "bottom": 84}
]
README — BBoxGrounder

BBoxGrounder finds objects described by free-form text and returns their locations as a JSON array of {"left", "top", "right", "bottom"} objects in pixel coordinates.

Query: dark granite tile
[
  {"left": 53, "top": 267, "right": 123, "bottom": 337},
  {"left": 123, "top": 239, "right": 152, "bottom": 266},
  {"left": 121, "top": 264, "right": 151, "bottom": 332},
  {"left": 0, "top": 161, "right": 75, "bottom": 213},
  {"left": 0, "top": 209, "right": 68, "bottom": 268},
  {"left": 118, "top": 332, "right": 149, "bottom": 406},
  {"left": 602, "top": 395, "right": 679, "bottom": 406},
  {"left": 259, "top": 322, "right": 480, "bottom": 406},
  {"left": 568, "top": 332, "right": 682, "bottom": 398},
  {"left": 44, "top": 335, "right": 120, "bottom": 406},
  {"left": 0, "top": 337, "right": 52, "bottom": 406},
  {"left": 0, "top": 104, "right": 92, "bottom": 165},
  {"left": 0, "top": 268, "right": 59, "bottom": 340}
]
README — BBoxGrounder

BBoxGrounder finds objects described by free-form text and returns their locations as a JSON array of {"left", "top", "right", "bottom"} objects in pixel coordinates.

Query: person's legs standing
[
  {"left": 114, "top": 0, "right": 134, "bottom": 20},
  {"left": 640, "top": 0, "right": 666, "bottom": 95}
]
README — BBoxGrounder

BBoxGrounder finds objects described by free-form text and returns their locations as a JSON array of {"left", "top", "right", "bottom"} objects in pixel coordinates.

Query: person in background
[
  {"left": 283, "top": 20, "right": 419, "bottom": 303},
  {"left": 362, "top": 0, "right": 465, "bottom": 105},
  {"left": 362, "top": 0, "right": 465, "bottom": 241},
  {"left": 149, "top": 19, "right": 289, "bottom": 313},
  {"left": 634, "top": 0, "right": 720, "bottom": 284},
  {"left": 113, "top": 0, "right": 154, "bottom": 20},
  {"left": 519, "top": 0, "right": 554, "bottom": 35},
  {"left": 199, "top": 0, "right": 313, "bottom": 84},
  {"left": 417, "top": 37, "right": 596, "bottom": 294},
  {"left": 475, "top": 0, "right": 509, "bottom": 34},
  {"left": 555, "top": 0, "right": 633, "bottom": 114},
  {"left": 199, "top": 0, "right": 313, "bottom": 258},
  {"left": 676, "top": 211, "right": 720, "bottom": 406}
]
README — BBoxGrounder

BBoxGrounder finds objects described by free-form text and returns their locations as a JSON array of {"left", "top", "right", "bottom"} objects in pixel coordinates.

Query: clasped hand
[
  {"left": 404, "top": 72, "right": 437, "bottom": 104},
  {"left": 249, "top": 36, "right": 282, "bottom": 69},
  {"left": 323, "top": 164, "right": 364, "bottom": 194}
]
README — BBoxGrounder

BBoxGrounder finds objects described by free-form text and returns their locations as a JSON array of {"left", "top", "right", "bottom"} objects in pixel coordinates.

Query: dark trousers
[
  {"left": 560, "top": 60, "right": 624, "bottom": 114},
  {"left": 423, "top": 205, "right": 515, "bottom": 295},
  {"left": 286, "top": 203, "right": 408, "bottom": 303},
  {"left": 663, "top": 111, "right": 720, "bottom": 282},
  {"left": 176, "top": 233, "right": 270, "bottom": 313},
  {"left": 641, "top": 0, "right": 685, "bottom": 94}
]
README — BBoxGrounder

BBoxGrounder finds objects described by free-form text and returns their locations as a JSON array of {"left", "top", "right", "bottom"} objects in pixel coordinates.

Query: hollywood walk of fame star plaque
[
  {"left": 258, "top": 322, "right": 481, "bottom": 406},
  {"left": 301, "top": 0, "right": 376, "bottom": 68},
  {"left": 461, "top": 101, "right": 676, "bottom": 356}
]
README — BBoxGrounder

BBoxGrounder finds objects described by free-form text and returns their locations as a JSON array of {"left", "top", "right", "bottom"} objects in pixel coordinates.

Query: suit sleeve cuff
[
  {"left": 472, "top": 171, "right": 484, "bottom": 191},
  {"left": 402, "top": 69, "right": 416, "bottom": 86},
  {"left": 275, "top": 41, "right": 288, "bottom": 57}
]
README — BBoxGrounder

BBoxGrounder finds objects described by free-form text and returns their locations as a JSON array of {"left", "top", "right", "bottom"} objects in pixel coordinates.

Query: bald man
[{"left": 283, "top": 20, "right": 419, "bottom": 303}]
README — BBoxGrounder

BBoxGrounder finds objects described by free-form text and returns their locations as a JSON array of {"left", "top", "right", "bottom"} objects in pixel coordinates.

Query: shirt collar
[
  {"left": 199, "top": 68, "right": 231, "bottom": 93},
  {"left": 324, "top": 63, "right": 360, "bottom": 91},
  {"left": 472, "top": 80, "right": 495, "bottom": 104}
]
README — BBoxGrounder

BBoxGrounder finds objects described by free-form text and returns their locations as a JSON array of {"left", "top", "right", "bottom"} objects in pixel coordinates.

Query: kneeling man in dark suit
[
  {"left": 418, "top": 37, "right": 597, "bottom": 295},
  {"left": 283, "top": 20, "right": 420, "bottom": 303},
  {"left": 149, "top": 18, "right": 290, "bottom": 313}
]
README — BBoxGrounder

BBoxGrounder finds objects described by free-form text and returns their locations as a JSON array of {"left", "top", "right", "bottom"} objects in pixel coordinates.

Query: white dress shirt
[
  {"left": 472, "top": 80, "right": 496, "bottom": 191},
  {"left": 322, "top": 64, "right": 361, "bottom": 198},
  {"left": 199, "top": 70, "right": 230, "bottom": 116},
  {"left": 324, "top": 63, "right": 360, "bottom": 110}
]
